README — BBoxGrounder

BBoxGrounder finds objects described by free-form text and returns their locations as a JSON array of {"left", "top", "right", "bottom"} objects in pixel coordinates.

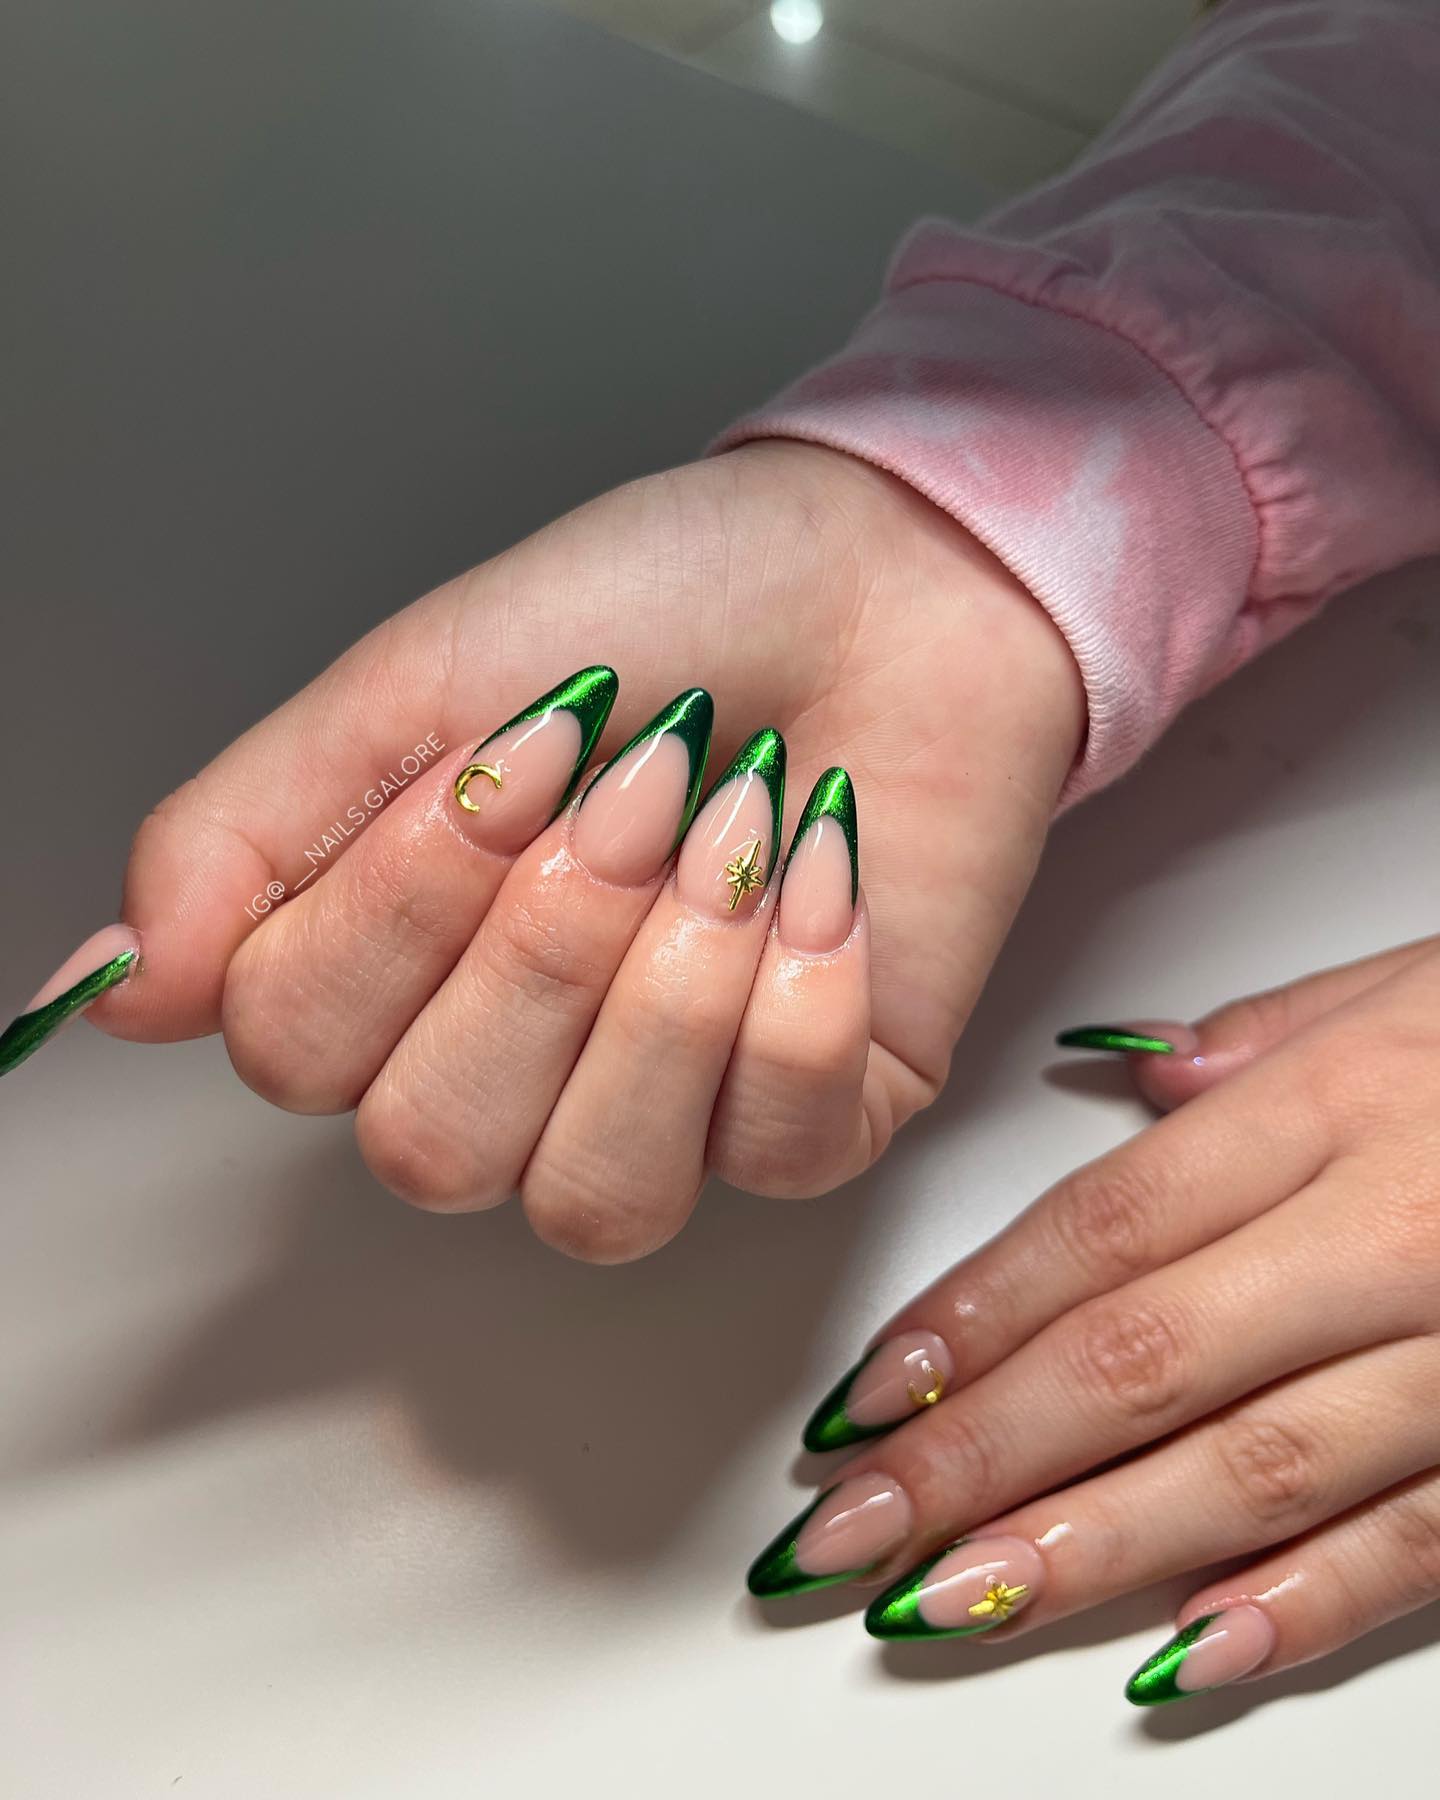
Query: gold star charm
[
  {"left": 906, "top": 1363, "right": 946, "bottom": 1409},
  {"left": 454, "top": 761, "right": 504, "bottom": 811},
  {"left": 723, "top": 839, "right": 765, "bottom": 911},
  {"left": 968, "top": 1581, "right": 1028, "bottom": 1623}
]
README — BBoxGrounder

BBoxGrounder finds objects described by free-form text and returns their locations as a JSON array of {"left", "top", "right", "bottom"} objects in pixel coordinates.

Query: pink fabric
[{"left": 713, "top": 0, "right": 1440, "bottom": 802}]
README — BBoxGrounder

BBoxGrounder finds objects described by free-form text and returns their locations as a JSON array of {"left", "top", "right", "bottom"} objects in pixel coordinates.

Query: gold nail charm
[
  {"left": 906, "top": 1362, "right": 945, "bottom": 1409},
  {"left": 968, "top": 1581, "right": 1028, "bottom": 1623},
  {"left": 454, "top": 762, "right": 505, "bottom": 811},
  {"left": 723, "top": 839, "right": 765, "bottom": 911}
]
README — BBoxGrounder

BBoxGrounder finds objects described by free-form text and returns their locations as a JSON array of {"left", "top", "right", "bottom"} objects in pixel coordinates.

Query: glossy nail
[
  {"left": 866, "top": 1535, "right": 1046, "bottom": 1639},
  {"left": 1056, "top": 1021, "right": 1195, "bottom": 1055},
  {"left": 747, "top": 1473, "right": 912, "bottom": 1599},
  {"left": 676, "top": 727, "right": 785, "bottom": 921},
  {"left": 1125, "top": 1605, "right": 1274, "bottom": 1705},
  {"left": 803, "top": 1329, "right": 954, "bottom": 1453},
  {"left": 779, "top": 767, "right": 858, "bottom": 953},
  {"left": 0, "top": 924, "right": 141, "bottom": 1078},
  {"left": 572, "top": 688, "right": 712, "bottom": 885},
  {"left": 452, "top": 665, "right": 617, "bottom": 853}
]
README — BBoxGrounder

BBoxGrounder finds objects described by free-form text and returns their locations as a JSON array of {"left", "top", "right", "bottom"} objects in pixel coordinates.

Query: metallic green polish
[
  {"left": 801, "top": 1361, "right": 891, "bottom": 1454},
  {"left": 864, "top": 1544, "right": 986, "bottom": 1641},
  {"left": 577, "top": 686, "right": 714, "bottom": 852},
  {"left": 785, "top": 766, "right": 859, "bottom": 906},
  {"left": 472, "top": 664, "right": 619, "bottom": 818},
  {"left": 701, "top": 726, "right": 786, "bottom": 883},
  {"left": 0, "top": 950, "right": 138, "bottom": 1079},
  {"left": 1056, "top": 1025, "right": 1176, "bottom": 1055},
  {"left": 1124, "top": 1614, "right": 1219, "bottom": 1706},
  {"left": 746, "top": 1487, "right": 872, "bottom": 1599}
]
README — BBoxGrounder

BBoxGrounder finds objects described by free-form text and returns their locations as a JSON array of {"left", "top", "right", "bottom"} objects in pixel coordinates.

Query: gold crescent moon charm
[
  {"left": 906, "top": 1363, "right": 945, "bottom": 1409},
  {"left": 454, "top": 761, "right": 504, "bottom": 811}
]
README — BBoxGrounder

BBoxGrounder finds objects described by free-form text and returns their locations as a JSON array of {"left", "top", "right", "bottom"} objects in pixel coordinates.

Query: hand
[
  {"left": 9, "top": 442, "right": 1082, "bottom": 1259},
  {"left": 747, "top": 935, "right": 1440, "bottom": 1705}
]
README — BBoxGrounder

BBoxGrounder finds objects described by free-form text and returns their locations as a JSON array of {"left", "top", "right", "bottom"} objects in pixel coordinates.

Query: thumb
[{"left": 1057, "top": 934, "right": 1440, "bottom": 1113}]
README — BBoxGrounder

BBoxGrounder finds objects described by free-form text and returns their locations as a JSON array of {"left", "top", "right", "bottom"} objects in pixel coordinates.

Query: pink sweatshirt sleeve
[{"left": 713, "top": 0, "right": 1440, "bottom": 802}]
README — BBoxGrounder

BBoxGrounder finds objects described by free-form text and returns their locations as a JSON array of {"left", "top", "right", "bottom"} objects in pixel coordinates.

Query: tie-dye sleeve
[{"left": 712, "top": 0, "right": 1440, "bottom": 802}]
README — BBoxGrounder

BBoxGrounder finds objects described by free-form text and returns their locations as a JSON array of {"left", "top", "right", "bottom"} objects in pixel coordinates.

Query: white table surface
[{"left": 4, "top": 3, "right": 1439, "bottom": 1795}]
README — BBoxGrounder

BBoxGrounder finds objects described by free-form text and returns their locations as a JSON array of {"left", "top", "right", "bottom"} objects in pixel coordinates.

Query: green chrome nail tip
[
  {"left": 702, "top": 726, "right": 786, "bottom": 884},
  {"left": 864, "top": 1545, "right": 984, "bottom": 1641},
  {"left": 1124, "top": 1613, "right": 1218, "bottom": 1706},
  {"left": 785, "top": 766, "right": 859, "bottom": 906},
  {"left": 474, "top": 664, "right": 619, "bottom": 817},
  {"left": 746, "top": 1488, "right": 871, "bottom": 1600},
  {"left": 1056, "top": 1026, "right": 1176, "bottom": 1055},
  {"left": 0, "top": 949, "right": 138, "bottom": 1079},
  {"left": 578, "top": 686, "right": 714, "bottom": 851},
  {"left": 802, "top": 1360, "right": 890, "bottom": 1454}
]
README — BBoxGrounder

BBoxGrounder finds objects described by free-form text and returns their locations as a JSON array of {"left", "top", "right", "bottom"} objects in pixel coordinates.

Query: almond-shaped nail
[
  {"left": 452, "top": 665, "right": 618, "bottom": 853},
  {"left": 675, "top": 727, "right": 785, "bottom": 921},
  {"left": 803, "top": 1330, "right": 954, "bottom": 1453},
  {"left": 571, "top": 688, "right": 712, "bottom": 885},
  {"left": 866, "top": 1535, "right": 1045, "bottom": 1640},
  {"left": 747, "top": 1473, "right": 912, "bottom": 1599},
  {"left": 1056, "top": 1022, "right": 1195, "bottom": 1055},
  {"left": 1125, "top": 1605, "right": 1274, "bottom": 1705},
  {"left": 0, "top": 924, "right": 141, "bottom": 1078},
  {"left": 779, "top": 767, "right": 858, "bottom": 953}
]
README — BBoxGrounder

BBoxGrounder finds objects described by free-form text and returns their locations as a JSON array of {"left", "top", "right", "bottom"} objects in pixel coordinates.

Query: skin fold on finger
[
  {"left": 1128, "top": 1464, "right": 1440, "bottom": 1704},
  {"left": 759, "top": 1169, "right": 1427, "bottom": 1595},
  {"left": 1056, "top": 935, "right": 1440, "bottom": 1114},
  {"left": 861, "top": 1336, "right": 1440, "bottom": 1644},
  {"left": 219, "top": 668, "right": 618, "bottom": 1113},
  {"left": 520, "top": 729, "right": 786, "bottom": 1262},
  {"left": 354, "top": 693, "right": 713, "bottom": 1210},
  {"left": 798, "top": 1042, "right": 1336, "bottom": 1452},
  {"left": 709, "top": 768, "right": 872, "bottom": 1200}
]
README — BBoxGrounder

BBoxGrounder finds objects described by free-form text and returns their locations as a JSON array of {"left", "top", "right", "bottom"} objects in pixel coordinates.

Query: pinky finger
[
  {"left": 1126, "top": 1465, "right": 1440, "bottom": 1706},
  {"left": 708, "top": 769, "right": 872, "bottom": 1199}
]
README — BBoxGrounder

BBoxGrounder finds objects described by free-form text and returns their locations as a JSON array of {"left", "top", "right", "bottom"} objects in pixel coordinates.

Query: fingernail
[
  {"left": 0, "top": 924, "right": 141, "bottom": 1078},
  {"left": 452, "top": 665, "right": 618, "bottom": 852},
  {"left": 779, "top": 767, "right": 858, "bottom": 953},
  {"left": 802, "top": 1329, "right": 954, "bottom": 1452},
  {"left": 747, "top": 1473, "right": 912, "bottom": 1599},
  {"left": 571, "top": 688, "right": 712, "bottom": 885},
  {"left": 865, "top": 1535, "right": 1045, "bottom": 1639},
  {"left": 1056, "top": 1021, "right": 1197, "bottom": 1056},
  {"left": 1125, "top": 1605, "right": 1274, "bottom": 1705},
  {"left": 676, "top": 727, "right": 785, "bottom": 920}
]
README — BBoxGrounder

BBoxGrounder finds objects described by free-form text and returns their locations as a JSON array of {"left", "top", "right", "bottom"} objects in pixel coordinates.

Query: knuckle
[
  {"left": 1375, "top": 1486, "right": 1440, "bottom": 1600},
  {"left": 483, "top": 895, "right": 608, "bottom": 1021},
  {"left": 1047, "top": 1159, "right": 1163, "bottom": 1287},
  {"left": 709, "top": 1076, "right": 850, "bottom": 1200},
  {"left": 902, "top": 1407, "right": 1005, "bottom": 1521},
  {"left": 1215, "top": 1414, "right": 1325, "bottom": 1532},
  {"left": 521, "top": 1155, "right": 687, "bottom": 1263},
  {"left": 355, "top": 1088, "right": 500, "bottom": 1213},
  {"left": 1066, "top": 1297, "right": 1191, "bottom": 1425}
]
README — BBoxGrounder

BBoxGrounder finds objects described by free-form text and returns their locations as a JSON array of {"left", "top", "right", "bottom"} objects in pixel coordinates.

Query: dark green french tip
[
  {"left": 802, "top": 1360, "right": 890, "bottom": 1454},
  {"left": 785, "top": 766, "right": 859, "bottom": 906},
  {"left": 578, "top": 686, "right": 713, "bottom": 851},
  {"left": 0, "top": 950, "right": 138, "bottom": 1079},
  {"left": 704, "top": 726, "right": 786, "bottom": 884},
  {"left": 1124, "top": 1613, "right": 1219, "bottom": 1706},
  {"left": 1056, "top": 1026, "right": 1176, "bottom": 1055},
  {"left": 746, "top": 1488, "right": 872, "bottom": 1599},
  {"left": 864, "top": 1545, "right": 985, "bottom": 1641},
  {"left": 473, "top": 664, "right": 619, "bottom": 818}
]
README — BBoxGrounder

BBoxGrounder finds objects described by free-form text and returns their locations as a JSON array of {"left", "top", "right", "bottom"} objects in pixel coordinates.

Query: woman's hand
[
  {"left": 747, "top": 935, "right": 1440, "bottom": 1705},
  {"left": 19, "top": 441, "right": 1082, "bottom": 1260}
]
